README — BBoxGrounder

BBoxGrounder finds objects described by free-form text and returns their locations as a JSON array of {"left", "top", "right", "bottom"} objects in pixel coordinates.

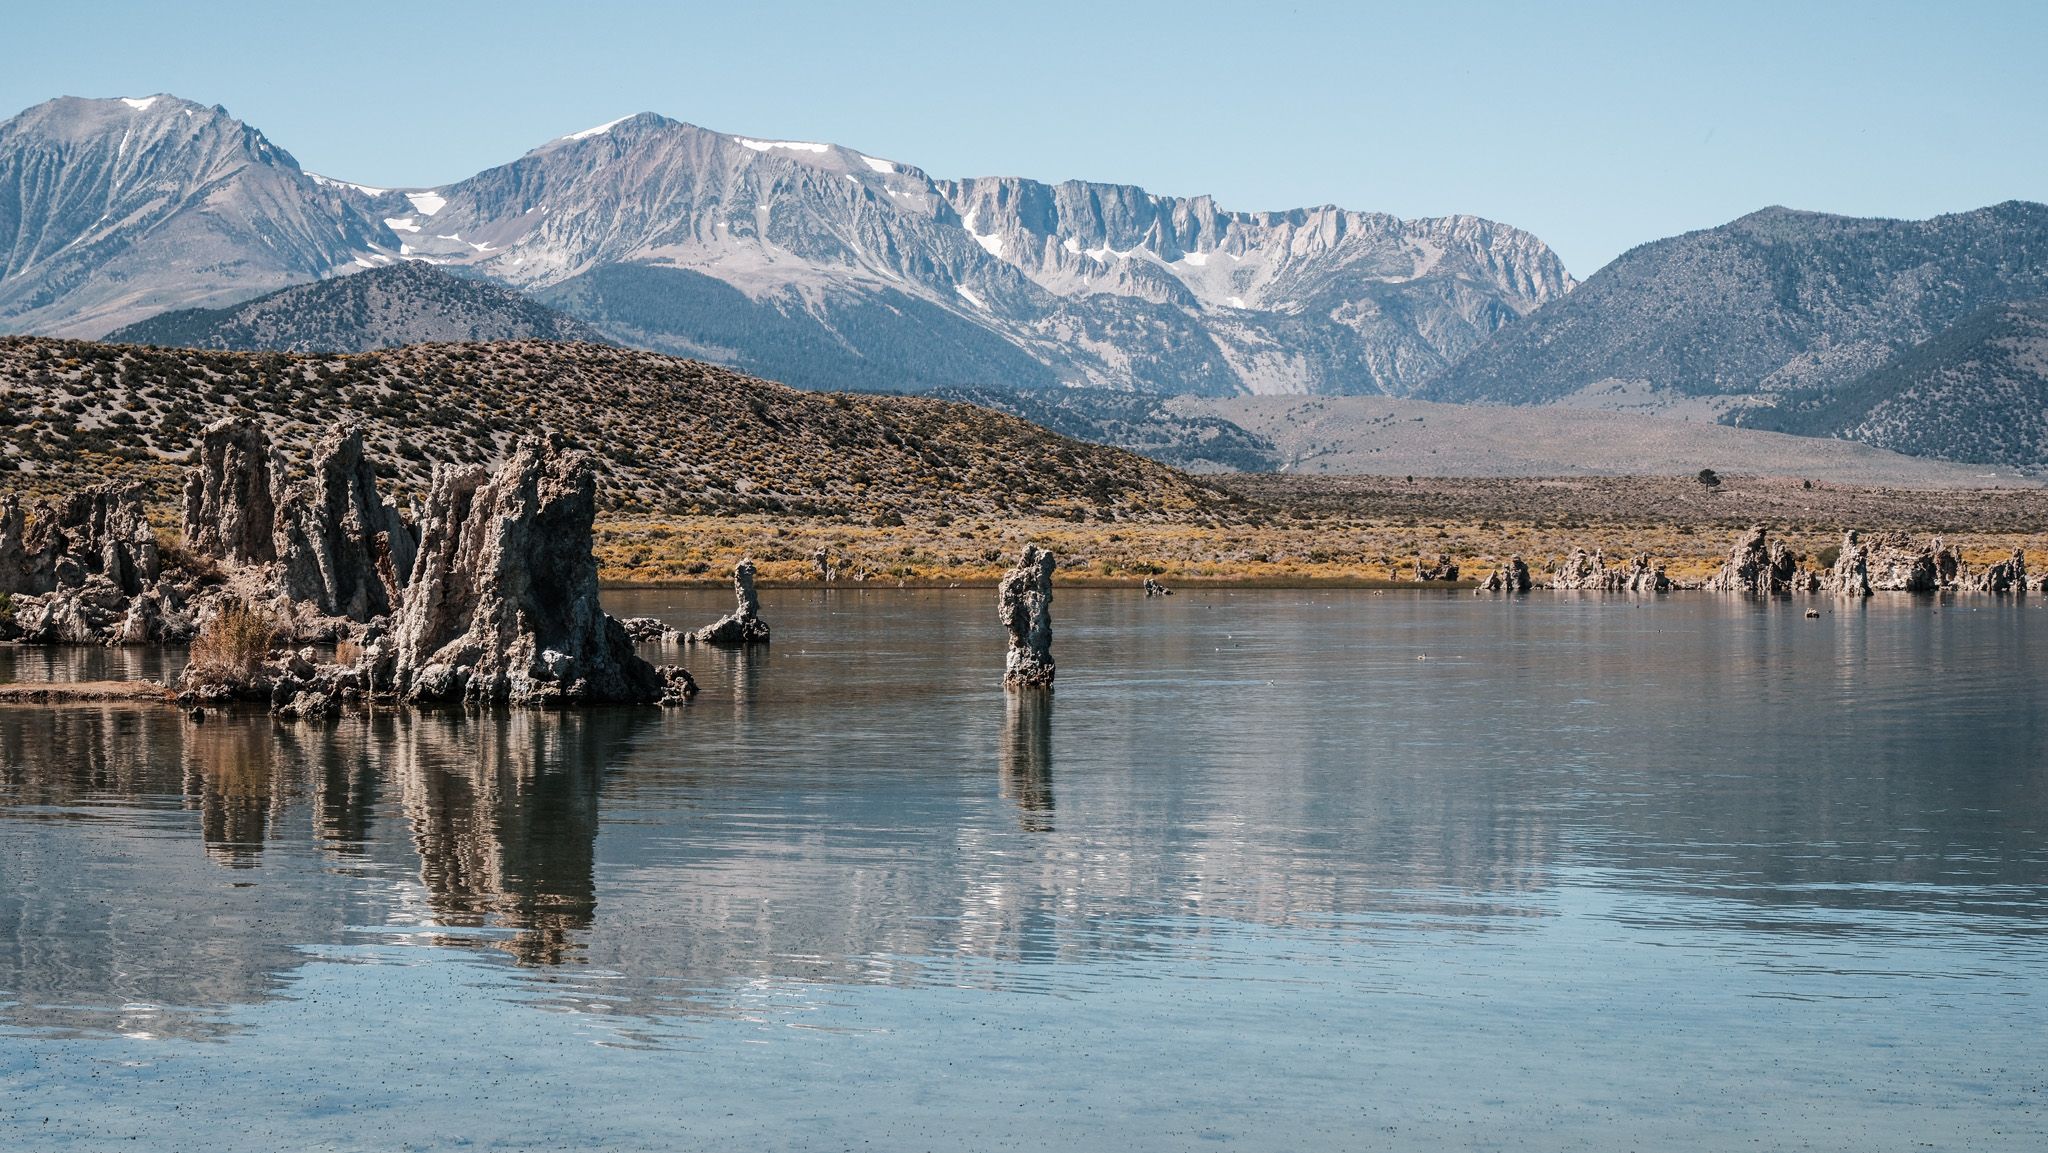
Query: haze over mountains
[{"left": 3, "top": 93, "right": 2046, "bottom": 472}]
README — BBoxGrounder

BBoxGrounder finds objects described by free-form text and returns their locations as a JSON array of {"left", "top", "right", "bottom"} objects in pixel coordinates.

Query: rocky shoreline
[{"left": 4, "top": 419, "right": 697, "bottom": 715}]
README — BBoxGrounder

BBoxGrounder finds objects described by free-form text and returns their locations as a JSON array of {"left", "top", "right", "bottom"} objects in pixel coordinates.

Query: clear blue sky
[{"left": 6, "top": 0, "right": 2043, "bottom": 276}]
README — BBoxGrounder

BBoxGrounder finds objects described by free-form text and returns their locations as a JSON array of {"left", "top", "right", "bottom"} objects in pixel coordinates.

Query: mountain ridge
[
  {"left": 1421, "top": 199, "right": 2048, "bottom": 406},
  {"left": 0, "top": 96, "right": 1572, "bottom": 396}
]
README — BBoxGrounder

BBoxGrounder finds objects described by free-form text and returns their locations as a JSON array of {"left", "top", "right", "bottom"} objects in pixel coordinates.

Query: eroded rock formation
[
  {"left": 691, "top": 560, "right": 770, "bottom": 646},
  {"left": 392, "top": 439, "right": 693, "bottom": 706},
  {"left": 2, "top": 483, "right": 186, "bottom": 645},
  {"left": 1478, "top": 556, "right": 1532, "bottom": 593},
  {"left": 1414, "top": 555, "right": 1460, "bottom": 582},
  {"left": 999, "top": 545, "right": 1056, "bottom": 689},
  {"left": 1970, "top": 549, "right": 2029, "bottom": 594},
  {"left": 1552, "top": 549, "right": 1669, "bottom": 592},
  {"left": 275, "top": 426, "right": 416, "bottom": 621},
  {"left": 183, "top": 417, "right": 280, "bottom": 565},
  {"left": 1705, "top": 526, "right": 1801, "bottom": 594}
]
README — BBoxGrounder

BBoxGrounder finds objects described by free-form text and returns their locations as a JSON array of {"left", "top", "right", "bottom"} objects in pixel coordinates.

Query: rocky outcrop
[
  {"left": 690, "top": 560, "right": 770, "bottom": 646},
  {"left": 1826, "top": 531, "right": 1873, "bottom": 596},
  {"left": 183, "top": 417, "right": 281, "bottom": 565},
  {"left": 1478, "top": 556, "right": 1532, "bottom": 593},
  {"left": 1551, "top": 549, "right": 1669, "bottom": 592},
  {"left": 620, "top": 617, "right": 685, "bottom": 644},
  {"left": 999, "top": 545, "right": 1056, "bottom": 689},
  {"left": 1414, "top": 555, "right": 1460, "bottom": 582},
  {"left": 1705, "top": 526, "right": 1801, "bottom": 595},
  {"left": 0, "top": 493, "right": 53, "bottom": 593},
  {"left": 391, "top": 439, "right": 694, "bottom": 707},
  {"left": 274, "top": 426, "right": 417, "bottom": 621},
  {"left": 1969, "top": 549, "right": 2029, "bottom": 594},
  {"left": 2, "top": 483, "right": 189, "bottom": 645}
]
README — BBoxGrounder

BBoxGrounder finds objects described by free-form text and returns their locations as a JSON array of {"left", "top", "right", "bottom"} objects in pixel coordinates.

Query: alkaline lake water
[{"left": 2, "top": 589, "right": 2044, "bottom": 1150}]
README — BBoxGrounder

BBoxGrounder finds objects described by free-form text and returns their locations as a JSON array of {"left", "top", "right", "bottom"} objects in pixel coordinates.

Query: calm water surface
[{"left": 2, "top": 589, "right": 2045, "bottom": 1150}]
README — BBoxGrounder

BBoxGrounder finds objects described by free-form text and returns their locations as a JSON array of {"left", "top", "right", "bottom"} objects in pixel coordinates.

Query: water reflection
[
  {"left": 1000, "top": 691, "right": 1054, "bottom": 831},
  {"left": 1, "top": 590, "right": 2046, "bottom": 1045},
  {"left": 183, "top": 714, "right": 290, "bottom": 867},
  {"left": 393, "top": 711, "right": 643, "bottom": 965}
]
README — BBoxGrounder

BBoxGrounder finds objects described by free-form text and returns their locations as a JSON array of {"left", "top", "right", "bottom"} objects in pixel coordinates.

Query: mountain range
[
  {"left": 1421, "top": 202, "right": 2048, "bottom": 407},
  {"left": 6, "top": 94, "right": 2048, "bottom": 471},
  {"left": 0, "top": 95, "right": 1571, "bottom": 396}
]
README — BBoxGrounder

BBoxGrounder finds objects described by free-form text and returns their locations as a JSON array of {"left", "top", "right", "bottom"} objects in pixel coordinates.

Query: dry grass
[{"left": 185, "top": 602, "right": 278, "bottom": 686}]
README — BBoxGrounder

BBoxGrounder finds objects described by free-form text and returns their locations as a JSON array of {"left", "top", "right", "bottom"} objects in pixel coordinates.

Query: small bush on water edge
[
  {"left": 186, "top": 602, "right": 278, "bottom": 685},
  {"left": 0, "top": 592, "right": 13, "bottom": 626}
]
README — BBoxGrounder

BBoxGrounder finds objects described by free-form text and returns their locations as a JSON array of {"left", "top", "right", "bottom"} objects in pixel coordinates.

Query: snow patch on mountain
[
  {"left": 120, "top": 96, "right": 159, "bottom": 111},
  {"left": 739, "top": 138, "right": 830, "bottom": 154},
  {"left": 406, "top": 191, "right": 446, "bottom": 217},
  {"left": 564, "top": 115, "right": 631, "bottom": 141}
]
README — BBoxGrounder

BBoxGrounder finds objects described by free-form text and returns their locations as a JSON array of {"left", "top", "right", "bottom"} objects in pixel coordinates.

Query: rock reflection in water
[
  {"left": 392, "top": 709, "right": 646, "bottom": 965},
  {"left": 1000, "top": 690, "right": 1053, "bottom": 831},
  {"left": 183, "top": 714, "right": 290, "bottom": 867}
]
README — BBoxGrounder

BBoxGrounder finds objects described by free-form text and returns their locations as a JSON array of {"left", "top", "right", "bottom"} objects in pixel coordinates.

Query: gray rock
[
  {"left": 1550, "top": 549, "right": 1668, "bottom": 592},
  {"left": 999, "top": 545, "right": 1056, "bottom": 689},
  {"left": 1414, "top": 554, "right": 1460, "bottom": 582},
  {"left": 275, "top": 425, "right": 416, "bottom": 620},
  {"left": 1478, "top": 556, "right": 1533, "bottom": 594},
  {"left": 690, "top": 560, "right": 771, "bottom": 646},
  {"left": 391, "top": 439, "right": 690, "bottom": 706},
  {"left": 1705, "top": 526, "right": 1800, "bottom": 595},
  {"left": 1827, "top": 531, "right": 1874, "bottom": 596},
  {"left": 1143, "top": 577, "right": 1173, "bottom": 597},
  {"left": 183, "top": 417, "right": 281, "bottom": 565},
  {"left": 620, "top": 616, "right": 685, "bottom": 644},
  {"left": 1969, "top": 548, "right": 2029, "bottom": 594}
]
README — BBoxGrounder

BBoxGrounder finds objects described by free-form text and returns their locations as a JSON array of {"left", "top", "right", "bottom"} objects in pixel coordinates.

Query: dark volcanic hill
[
  {"left": 105, "top": 263, "right": 603, "bottom": 353},
  {"left": 1730, "top": 297, "right": 2048, "bottom": 468},
  {"left": 0, "top": 336, "right": 1238, "bottom": 522},
  {"left": 1422, "top": 202, "right": 2048, "bottom": 406}
]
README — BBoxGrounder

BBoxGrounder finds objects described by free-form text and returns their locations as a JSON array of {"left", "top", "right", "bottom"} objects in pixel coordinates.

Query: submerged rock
[
  {"left": 1478, "top": 556, "right": 1533, "bottom": 593},
  {"left": 999, "top": 545, "right": 1056, "bottom": 689},
  {"left": 275, "top": 426, "right": 417, "bottom": 621},
  {"left": 183, "top": 417, "right": 281, "bottom": 565},
  {"left": 691, "top": 560, "right": 771, "bottom": 646},
  {"left": 391, "top": 439, "right": 692, "bottom": 707},
  {"left": 620, "top": 616, "right": 686, "bottom": 644}
]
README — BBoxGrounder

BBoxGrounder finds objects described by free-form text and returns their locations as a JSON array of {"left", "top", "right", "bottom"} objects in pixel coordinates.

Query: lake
[{"left": 3, "top": 588, "right": 2045, "bottom": 1150}]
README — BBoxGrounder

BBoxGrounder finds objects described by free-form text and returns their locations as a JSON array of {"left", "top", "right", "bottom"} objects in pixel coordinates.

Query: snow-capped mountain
[
  {"left": 0, "top": 96, "right": 396, "bottom": 336},
  {"left": 0, "top": 97, "right": 1575, "bottom": 395}
]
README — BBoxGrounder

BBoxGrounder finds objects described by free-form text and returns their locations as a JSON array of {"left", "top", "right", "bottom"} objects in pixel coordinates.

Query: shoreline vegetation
[{"left": 591, "top": 471, "right": 2048, "bottom": 589}]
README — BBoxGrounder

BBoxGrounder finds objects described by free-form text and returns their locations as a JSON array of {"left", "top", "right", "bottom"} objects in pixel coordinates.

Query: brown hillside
[{"left": 0, "top": 337, "right": 1238, "bottom": 523}]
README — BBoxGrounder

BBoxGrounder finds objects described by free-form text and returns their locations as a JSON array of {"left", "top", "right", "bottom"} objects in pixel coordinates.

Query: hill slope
[
  {"left": 105, "top": 262, "right": 604, "bottom": 352},
  {"left": 1422, "top": 202, "right": 2048, "bottom": 407},
  {"left": 0, "top": 336, "right": 1236, "bottom": 522},
  {"left": 1730, "top": 298, "right": 2048, "bottom": 468}
]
